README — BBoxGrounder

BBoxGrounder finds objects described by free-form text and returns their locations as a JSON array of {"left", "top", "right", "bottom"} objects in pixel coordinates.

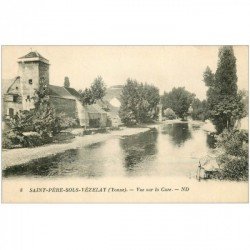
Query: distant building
[
  {"left": 3, "top": 51, "right": 109, "bottom": 128},
  {"left": 102, "top": 85, "right": 123, "bottom": 127}
]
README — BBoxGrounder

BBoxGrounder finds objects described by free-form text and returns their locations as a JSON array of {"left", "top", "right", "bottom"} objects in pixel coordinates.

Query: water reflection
[
  {"left": 3, "top": 123, "right": 215, "bottom": 178},
  {"left": 161, "top": 123, "right": 192, "bottom": 146},
  {"left": 120, "top": 129, "right": 158, "bottom": 175}
]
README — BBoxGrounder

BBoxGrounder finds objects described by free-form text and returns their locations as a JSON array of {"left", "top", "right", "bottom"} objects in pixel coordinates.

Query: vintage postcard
[{"left": 1, "top": 45, "right": 248, "bottom": 203}]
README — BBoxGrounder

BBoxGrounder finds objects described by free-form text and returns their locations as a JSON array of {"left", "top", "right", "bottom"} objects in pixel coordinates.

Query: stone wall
[
  {"left": 18, "top": 61, "right": 39, "bottom": 110},
  {"left": 39, "top": 62, "right": 49, "bottom": 86},
  {"left": 50, "top": 96, "right": 78, "bottom": 120}
]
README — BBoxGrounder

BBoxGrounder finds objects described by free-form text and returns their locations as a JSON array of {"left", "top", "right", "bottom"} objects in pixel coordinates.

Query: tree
[
  {"left": 9, "top": 79, "right": 76, "bottom": 141},
  {"left": 216, "top": 129, "right": 248, "bottom": 180},
  {"left": 119, "top": 79, "right": 160, "bottom": 125},
  {"left": 143, "top": 84, "right": 160, "bottom": 121},
  {"left": 161, "top": 87, "right": 194, "bottom": 120},
  {"left": 64, "top": 76, "right": 70, "bottom": 88},
  {"left": 31, "top": 79, "right": 59, "bottom": 138},
  {"left": 79, "top": 88, "right": 94, "bottom": 105},
  {"left": 91, "top": 76, "right": 106, "bottom": 101},
  {"left": 79, "top": 76, "right": 106, "bottom": 105},
  {"left": 203, "top": 46, "right": 246, "bottom": 133},
  {"left": 191, "top": 98, "right": 208, "bottom": 121}
]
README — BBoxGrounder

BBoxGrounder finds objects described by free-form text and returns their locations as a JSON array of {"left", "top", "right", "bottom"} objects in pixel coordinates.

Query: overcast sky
[{"left": 2, "top": 46, "right": 248, "bottom": 100}]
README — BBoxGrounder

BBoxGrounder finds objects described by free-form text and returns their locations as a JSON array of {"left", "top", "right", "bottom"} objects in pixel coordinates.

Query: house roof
[
  {"left": 48, "top": 85, "right": 106, "bottom": 114},
  {"left": 2, "top": 78, "right": 15, "bottom": 94},
  {"left": 96, "top": 99, "right": 119, "bottom": 114},
  {"left": 48, "top": 85, "right": 76, "bottom": 100},
  {"left": 64, "top": 87, "right": 81, "bottom": 99},
  {"left": 85, "top": 103, "right": 107, "bottom": 114},
  {"left": 18, "top": 51, "right": 49, "bottom": 64},
  {"left": 2, "top": 77, "right": 20, "bottom": 95},
  {"left": 19, "top": 51, "right": 47, "bottom": 60}
]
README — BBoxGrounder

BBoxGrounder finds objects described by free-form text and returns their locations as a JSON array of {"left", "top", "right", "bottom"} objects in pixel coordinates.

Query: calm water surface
[{"left": 3, "top": 123, "right": 216, "bottom": 178}]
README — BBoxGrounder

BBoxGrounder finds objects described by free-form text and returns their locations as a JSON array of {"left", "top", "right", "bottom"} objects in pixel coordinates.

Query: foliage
[
  {"left": 2, "top": 130, "right": 21, "bottom": 149},
  {"left": 79, "top": 88, "right": 94, "bottom": 105},
  {"left": 119, "top": 79, "right": 160, "bottom": 125},
  {"left": 22, "top": 134, "right": 44, "bottom": 147},
  {"left": 163, "top": 108, "right": 176, "bottom": 120},
  {"left": 31, "top": 81, "right": 63, "bottom": 138},
  {"left": 64, "top": 76, "right": 70, "bottom": 88},
  {"left": 8, "top": 111, "right": 33, "bottom": 133},
  {"left": 203, "top": 46, "right": 247, "bottom": 133},
  {"left": 2, "top": 130, "right": 44, "bottom": 149},
  {"left": 79, "top": 76, "right": 106, "bottom": 105},
  {"left": 91, "top": 76, "right": 106, "bottom": 101},
  {"left": 161, "top": 87, "right": 195, "bottom": 120},
  {"left": 3, "top": 80, "right": 77, "bottom": 148},
  {"left": 191, "top": 98, "right": 208, "bottom": 121},
  {"left": 216, "top": 129, "right": 248, "bottom": 181}
]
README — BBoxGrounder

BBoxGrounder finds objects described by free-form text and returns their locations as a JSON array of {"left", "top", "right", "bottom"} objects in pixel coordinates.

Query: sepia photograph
[
  {"left": 1, "top": 1, "right": 250, "bottom": 250},
  {"left": 1, "top": 45, "right": 249, "bottom": 203}
]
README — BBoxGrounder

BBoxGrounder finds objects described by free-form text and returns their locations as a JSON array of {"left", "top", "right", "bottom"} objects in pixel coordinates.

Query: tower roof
[{"left": 18, "top": 51, "right": 49, "bottom": 64}]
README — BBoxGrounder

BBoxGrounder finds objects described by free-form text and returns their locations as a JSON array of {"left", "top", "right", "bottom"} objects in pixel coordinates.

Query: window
[
  {"left": 13, "top": 95, "right": 18, "bottom": 103},
  {"left": 26, "top": 95, "right": 30, "bottom": 102},
  {"left": 16, "top": 87, "right": 18, "bottom": 90},
  {"left": 9, "top": 108, "right": 14, "bottom": 118},
  {"left": 29, "top": 79, "right": 33, "bottom": 85}
]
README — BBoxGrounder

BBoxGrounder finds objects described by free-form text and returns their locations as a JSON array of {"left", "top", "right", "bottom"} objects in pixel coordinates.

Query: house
[
  {"left": 96, "top": 99, "right": 121, "bottom": 127},
  {"left": 3, "top": 51, "right": 108, "bottom": 128}
]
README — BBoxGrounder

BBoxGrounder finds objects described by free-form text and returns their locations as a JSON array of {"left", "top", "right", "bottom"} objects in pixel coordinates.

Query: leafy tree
[
  {"left": 143, "top": 84, "right": 160, "bottom": 121},
  {"left": 161, "top": 87, "right": 194, "bottom": 120},
  {"left": 203, "top": 46, "right": 246, "bottom": 133},
  {"left": 64, "top": 76, "right": 70, "bottom": 88},
  {"left": 119, "top": 79, "right": 160, "bottom": 125},
  {"left": 191, "top": 98, "right": 208, "bottom": 121},
  {"left": 91, "top": 76, "right": 106, "bottom": 101},
  {"left": 32, "top": 80, "right": 60, "bottom": 138},
  {"left": 79, "top": 76, "right": 106, "bottom": 105},
  {"left": 216, "top": 129, "right": 248, "bottom": 181},
  {"left": 79, "top": 88, "right": 94, "bottom": 105}
]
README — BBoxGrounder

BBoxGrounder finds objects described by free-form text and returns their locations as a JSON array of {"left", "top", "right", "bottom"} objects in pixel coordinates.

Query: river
[{"left": 2, "top": 123, "right": 216, "bottom": 179}]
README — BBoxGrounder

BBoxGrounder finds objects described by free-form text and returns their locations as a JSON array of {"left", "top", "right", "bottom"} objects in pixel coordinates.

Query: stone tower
[{"left": 17, "top": 51, "right": 50, "bottom": 110}]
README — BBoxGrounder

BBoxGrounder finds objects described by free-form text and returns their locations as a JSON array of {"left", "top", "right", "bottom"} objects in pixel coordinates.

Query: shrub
[
  {"left": 216, "top": 129, "right": 248, "bottom": 181},
  {"left": 2, "top": 132, "right": 16, "bottom": 149},
  {"left": 22, "top": 134, "right": 44, "bottom": 147},
  {"left": 163, "top": 108, "right": 176, "bottom": 120},
  {"left": 2, "top": 130, "right": 23, "bottom": 149}
]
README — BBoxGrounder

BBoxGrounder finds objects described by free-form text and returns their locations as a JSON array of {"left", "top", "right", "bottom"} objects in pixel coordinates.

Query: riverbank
[{"left": 2, "top": 127, "right": 150, "bottom": 169}]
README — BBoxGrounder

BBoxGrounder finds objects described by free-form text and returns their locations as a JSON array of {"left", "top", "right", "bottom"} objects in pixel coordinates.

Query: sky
[{"left": 2, "top": 46, "right": 248, "bottom": 100}]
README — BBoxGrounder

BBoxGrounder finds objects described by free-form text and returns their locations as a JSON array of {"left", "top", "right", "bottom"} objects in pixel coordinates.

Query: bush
[
  {"left": 163, "top": 108, "right": 176, "bottom": 120},
  {"left": 22, "top": 134, "right": 44, "bottom": 147},
  {"left": 216, "top": 129, "right": 248, "bottom": 181},
  {"left": 2, "top": 132, "right": 16, "bottom": 149},
  {"left": 2, "top": 130, "right": 45, "bottom": 149},
  {"left": 2, "top": 130, "right": 23, "bottom": 149}
]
